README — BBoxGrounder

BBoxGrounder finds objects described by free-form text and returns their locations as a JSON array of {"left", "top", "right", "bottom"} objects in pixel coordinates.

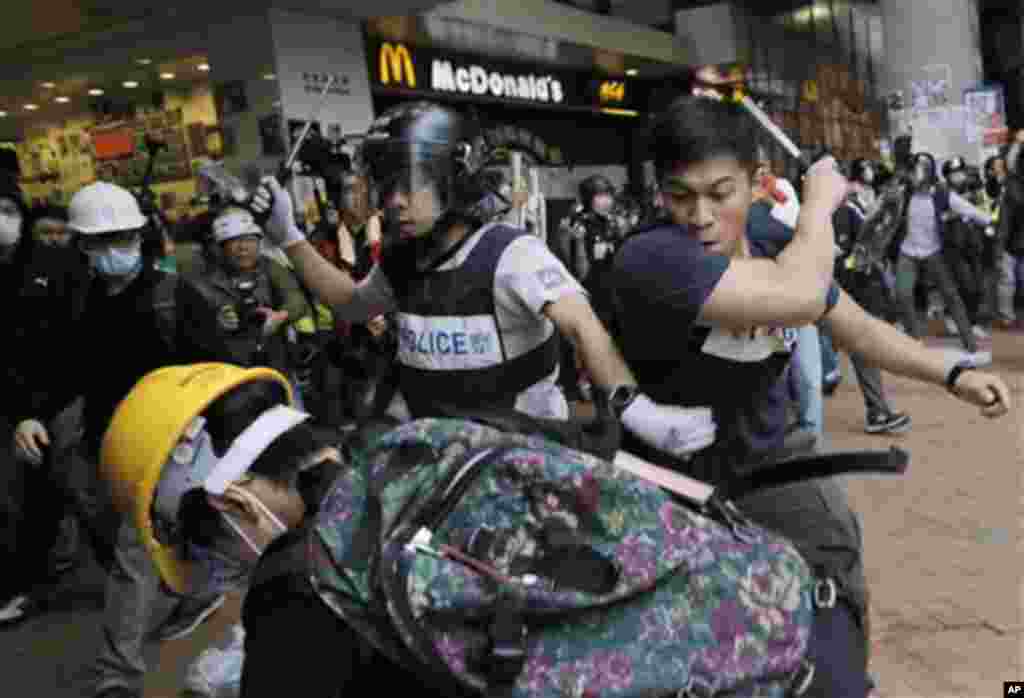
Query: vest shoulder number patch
[{"left": 396, "top": 313, "right": 503, "bottom": 371}]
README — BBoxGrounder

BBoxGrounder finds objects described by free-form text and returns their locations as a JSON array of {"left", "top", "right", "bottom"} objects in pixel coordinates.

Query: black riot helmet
[
  {"left": 849, "top": 158, "right": 876, "bottom": 186},
  {"left": 941, "top": 156, "right": 968, "bottom": 191},
  {"left": 357, "top": 101, "right": 487, "bottom": 231},
  {"left": 984, "top": 155, "right": 1005, "bottom": 199},
  {"left": 911, "top": 152, "right": 937, "bottom": 189},
  {"left": 579, "top": 175, "right": 616, "bottom": 211}
]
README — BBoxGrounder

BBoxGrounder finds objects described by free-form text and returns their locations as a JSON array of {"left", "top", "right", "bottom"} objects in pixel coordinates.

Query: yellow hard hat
[{"left": 100, "top": 363, "right": 294, "bottom": 594}]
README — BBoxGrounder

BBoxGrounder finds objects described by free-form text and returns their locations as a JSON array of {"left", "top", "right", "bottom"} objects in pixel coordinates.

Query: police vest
[{"left": 384, "top": 224, "right": 560, "bottom": 418}]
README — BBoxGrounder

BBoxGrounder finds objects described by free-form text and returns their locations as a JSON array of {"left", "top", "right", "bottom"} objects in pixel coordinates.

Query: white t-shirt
[{"left": 334, "top": 226, "right": 585, "bottom": 420}]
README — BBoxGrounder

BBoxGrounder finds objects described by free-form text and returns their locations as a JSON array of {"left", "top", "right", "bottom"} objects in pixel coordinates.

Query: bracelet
[{"left": 945, "top": 360, "right": 976, "bottom": 394}]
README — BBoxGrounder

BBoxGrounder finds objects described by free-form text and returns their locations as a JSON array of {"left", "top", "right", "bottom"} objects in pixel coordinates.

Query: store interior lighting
[
  {"left": 55, "top": 96, "right": 70, "bottom": 103},
  {"left": 160, "top": 72, "right": 175, "bottom": 80},
  {"left": 41, "top": 82, "right": 56, "bottom": 89},
  {"left": 24, "top": 104, "right": 38, "bottom": 111},
  {"left": 137, "top": 58, "right": 152, "bottom": 65},
  {"left": 0, "top": 111, "right": 7, "bottom": 118},
  {"left": 263, "top": 73, "right": 276, "bottom": 80},
  {"left": 88, "top": 88, "right": 104, "bottom": 96},
  {"left": 625, "top": 69, "right": 638, "bottom": 76},
  {"left": 197, "top": 63, "right": 210, "bottom": 72},
  {"left": 123, "top": 81, "right": 139, "bottom": 89}
]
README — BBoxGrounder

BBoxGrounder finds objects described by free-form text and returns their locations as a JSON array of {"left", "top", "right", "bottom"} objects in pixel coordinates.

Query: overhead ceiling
[{"left": 0, "top": 0, "right": 450, "bottom": 140}]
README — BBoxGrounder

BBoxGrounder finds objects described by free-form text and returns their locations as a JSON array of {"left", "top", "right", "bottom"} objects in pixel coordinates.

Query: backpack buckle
[
  {"left": 791, "top": 659, "right": 816, "bottom": 696},
  {"left": 814, "top": 578, "right": 838, "bottom": 609}
]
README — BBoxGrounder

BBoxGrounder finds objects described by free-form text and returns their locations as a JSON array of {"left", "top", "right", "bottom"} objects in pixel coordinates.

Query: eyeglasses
[{"left": 77, "top": 229, "right": 141, "bottom": 254}]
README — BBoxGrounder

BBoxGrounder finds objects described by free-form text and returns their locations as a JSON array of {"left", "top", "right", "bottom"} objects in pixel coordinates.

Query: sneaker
[
  {"left": 182, "top": 624, "right": 245, "bottom": 698},
  {"left": 95, "top": 688, "right": 142, "bottom": 698},
  {"left": 149, "top": 594, "right": 226, "bottom": 643},
  {"left": 0, "top": 594, "right": 31, "bottom": 625},
  {"left": 865, "top": 411, "right": 912, "bottom": 435}
]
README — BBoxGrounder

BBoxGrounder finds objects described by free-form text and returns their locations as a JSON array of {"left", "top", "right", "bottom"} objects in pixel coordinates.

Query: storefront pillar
[
  {"left": 880, "top": 0, "right": 984, "bottom": 105},
  {"left": 204, "top": 9, "right": 376, "bottom": 180}
]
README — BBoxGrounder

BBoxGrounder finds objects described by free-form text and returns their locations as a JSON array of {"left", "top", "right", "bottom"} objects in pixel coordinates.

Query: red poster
[{"left": 92, "top": 129, "right": 135, "bottom": 160}]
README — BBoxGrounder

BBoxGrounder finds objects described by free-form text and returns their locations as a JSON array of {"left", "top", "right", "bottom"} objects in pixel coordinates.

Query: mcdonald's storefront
[{"left": 365, "top": 37, "right": 653, "bottom": 205}]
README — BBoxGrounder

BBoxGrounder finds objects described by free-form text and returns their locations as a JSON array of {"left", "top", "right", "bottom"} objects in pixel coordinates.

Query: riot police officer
[
  {"left": 560, "top": 174, "right": 622, "bottom": 282},
  {"left": 940, "top": 156, "right": 989, "bottom": 335},
  {"left": 252, "top": 101, "right": 716, "bottom": 460}
]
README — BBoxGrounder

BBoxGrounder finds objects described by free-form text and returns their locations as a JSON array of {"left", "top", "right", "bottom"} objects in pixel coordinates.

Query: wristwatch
[
  {"left": 607, "top": 385, "right": 640, "bottom": 419},
  {"left": 945, "top": 360, "right": 976, "bottom": 394}
]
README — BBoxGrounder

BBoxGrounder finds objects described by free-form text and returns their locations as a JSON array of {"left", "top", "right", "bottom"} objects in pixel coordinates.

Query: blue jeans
[
  {"left": 790, "top": 324, "right": 824, "bottom": 438},
  {"left": 820, "top": 326, "right": 840, "bottom": 383}
]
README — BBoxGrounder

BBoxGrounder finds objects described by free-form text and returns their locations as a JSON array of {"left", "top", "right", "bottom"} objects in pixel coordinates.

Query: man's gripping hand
[{"left": 252, "top": 177, "right": 305, "bottom": 249}]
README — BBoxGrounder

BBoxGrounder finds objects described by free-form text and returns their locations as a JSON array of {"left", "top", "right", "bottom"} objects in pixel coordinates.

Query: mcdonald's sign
[
  {"left": 598, "top": 81, "right": 626, "bottom": 104},
  {"left": 379, "top": 42, "right": 416, "bottom": 88}
]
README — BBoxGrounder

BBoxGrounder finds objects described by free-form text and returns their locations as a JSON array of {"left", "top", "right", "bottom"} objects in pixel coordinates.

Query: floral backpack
[{"left": 305, "top": 417, "right": 905, "bottom": 697}]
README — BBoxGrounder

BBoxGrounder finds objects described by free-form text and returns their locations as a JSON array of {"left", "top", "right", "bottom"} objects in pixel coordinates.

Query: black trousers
[
  {"left": 944, "top": 244, "right": 985, "bottom": 325},
  {"left": 0, "top": 403, "right": 119, "bottom": 602}
]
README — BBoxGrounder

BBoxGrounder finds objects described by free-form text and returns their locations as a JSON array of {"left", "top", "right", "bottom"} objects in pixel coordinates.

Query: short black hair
[
  {"left": 177, "top": 379, "right": 327, "bottom": 551},
  {"left": 30, "top": 203, "right": 68, "bottom": 224},
  {"left": 649, "top": 97, "right": 758, "bottom": 181}
]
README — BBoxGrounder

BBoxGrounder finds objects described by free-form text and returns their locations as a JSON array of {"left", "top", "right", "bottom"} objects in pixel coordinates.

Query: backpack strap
[{"left": 717, "top": 447, "right": 909, "bottom": 501}]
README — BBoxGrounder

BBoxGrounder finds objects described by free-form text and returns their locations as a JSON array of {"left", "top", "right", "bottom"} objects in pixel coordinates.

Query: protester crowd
[{"left": 0, "top": 96, "right": 1016, "bottom": 698}]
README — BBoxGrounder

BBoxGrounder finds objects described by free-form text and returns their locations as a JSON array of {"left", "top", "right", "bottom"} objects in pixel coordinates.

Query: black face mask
[{"left": 986, "top": 179, "right": 1002, "bottom": 200}]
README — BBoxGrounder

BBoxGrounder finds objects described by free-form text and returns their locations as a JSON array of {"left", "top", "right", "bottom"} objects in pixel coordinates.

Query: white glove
[
  {"left": 13, "top": 419, "right": 50, "bottom": 466},
  {"left": 620, "top": 394, "right": 717, "bottom": 460},
  {"left": 251, "top": 177, "right": 305, "bottom": 249}
]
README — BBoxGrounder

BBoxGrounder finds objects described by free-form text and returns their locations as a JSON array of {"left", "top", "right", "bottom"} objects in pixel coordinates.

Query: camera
[{"left": 234, "top": 279, "right": 264, "bottom": 330}]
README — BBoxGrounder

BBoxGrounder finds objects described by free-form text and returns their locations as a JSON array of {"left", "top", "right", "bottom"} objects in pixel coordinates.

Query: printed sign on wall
[{"left": 271, "top": 9, "right": 375, "bottom": 138}]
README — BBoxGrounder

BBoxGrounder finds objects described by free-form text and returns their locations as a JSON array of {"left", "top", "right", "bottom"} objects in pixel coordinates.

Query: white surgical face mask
[
  {"left": 220, "top": 489, "right": 289, "bottom": 557},
  {"left": 88, "top": 243, "right": 143, "bottom": 277},
  {"left": 861, "top": 167, "right": 874, "bottom": 185},
  {"left": 592, "top": 193, "right": 614, "bottom": 216},
  {"left": 0, "top": 212, "right": 22, "bottom": 246}
]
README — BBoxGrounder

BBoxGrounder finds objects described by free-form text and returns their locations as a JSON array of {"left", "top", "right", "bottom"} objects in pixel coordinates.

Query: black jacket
[
  {"left": 1000, "top": 174, "right": 1024, "bottom": 256},
  {"left": 9, "top": 263, "right": 179, "bottom": 450},
  {"left": 2, "top": 242, "right": 91, "bottom": 423}
]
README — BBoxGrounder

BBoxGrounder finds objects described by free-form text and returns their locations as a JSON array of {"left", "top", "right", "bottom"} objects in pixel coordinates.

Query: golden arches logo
[
  {"left": 599, "top": 81, "right": 625, "bottom": 103},
  {"left": 379, "top": 43, "right": 416, "bottom": 88}
]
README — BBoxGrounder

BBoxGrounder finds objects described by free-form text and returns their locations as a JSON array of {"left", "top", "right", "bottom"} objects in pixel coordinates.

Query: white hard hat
[
  {"left": 213, "top": 207, "right": 263, "bottom": 244},
  {"left": 68, "top": 181, "right": 148, "bottom": 235}
]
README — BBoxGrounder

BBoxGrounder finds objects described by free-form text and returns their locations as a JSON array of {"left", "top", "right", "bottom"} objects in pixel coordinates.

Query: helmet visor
[{"left": 361, "top": 139, "right": 452, "bottom": 210}]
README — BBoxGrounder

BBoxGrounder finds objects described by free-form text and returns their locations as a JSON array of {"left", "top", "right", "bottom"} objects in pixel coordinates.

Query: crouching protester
[
  {"left": 605, "top": 97, "right": 1012, "bottom": 697},
  {"left": 107, "top": 362, "right": 906, "bottom": 698}
]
